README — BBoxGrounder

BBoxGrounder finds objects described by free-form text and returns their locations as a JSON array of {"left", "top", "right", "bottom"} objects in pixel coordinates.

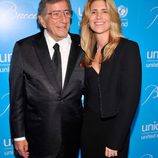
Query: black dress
[
  {"left": 81, "top": 67, "right": 129, "bottom": 158},
  {"left": 81, "top": 38, "right": 142, "bottom": 158}
]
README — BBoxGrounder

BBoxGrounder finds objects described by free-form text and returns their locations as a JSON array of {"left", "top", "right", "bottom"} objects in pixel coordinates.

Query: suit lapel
[
  {"left": 33, "top": 32, "right": 59, "bottom": 90},
  {"left": 63, "top": 36, "right": 80, "bottom": 90}
]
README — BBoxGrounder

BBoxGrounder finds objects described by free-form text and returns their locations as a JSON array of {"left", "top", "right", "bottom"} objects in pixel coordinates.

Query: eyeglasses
[{"left": 47, "top": 10, "right": 72, "bottom": 19}]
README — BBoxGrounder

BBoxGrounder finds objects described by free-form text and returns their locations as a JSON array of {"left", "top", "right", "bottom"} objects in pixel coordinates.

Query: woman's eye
[
  {"left": 91, "top": 11, "right": 96, "bottom": 14},
  {"left": 103, "top": 10, "right": 108, "bottom": 13}
]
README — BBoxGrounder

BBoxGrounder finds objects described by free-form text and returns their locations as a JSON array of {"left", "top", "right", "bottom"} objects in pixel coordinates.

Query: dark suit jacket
[
  {"left": 9, "top": 32, "right": 84, "bottom": 158},
  {"left": 84, "top": 38, "right": 141, "bottom": 151}
]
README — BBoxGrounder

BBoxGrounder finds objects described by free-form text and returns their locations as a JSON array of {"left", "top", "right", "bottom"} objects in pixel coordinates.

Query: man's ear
[{"left": 38, "top": 15, "right": 46, "bottom": 29}]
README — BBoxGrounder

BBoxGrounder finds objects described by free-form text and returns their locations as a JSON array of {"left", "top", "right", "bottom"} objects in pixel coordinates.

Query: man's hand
[
  {"left": 14, "top": 140, "right": 29, "bottom": 158},
  {"left": 105, "top": 147, "right": 118, "bottom": 157}
]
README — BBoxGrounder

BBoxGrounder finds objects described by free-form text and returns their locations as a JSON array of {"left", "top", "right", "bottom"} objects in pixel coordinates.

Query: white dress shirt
[{"left": 44, "top": 29, "right": 71, "bottom": 87}]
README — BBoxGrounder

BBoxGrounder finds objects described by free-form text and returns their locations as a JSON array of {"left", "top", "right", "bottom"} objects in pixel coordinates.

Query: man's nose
[{"left": 60, "top": 12, "right": 67, "bottom": 22}]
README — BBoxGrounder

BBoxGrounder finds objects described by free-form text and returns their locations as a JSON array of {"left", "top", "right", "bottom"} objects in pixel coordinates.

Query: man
[{"left": 9, "top": 0, "right": 84, "bottom": 158}]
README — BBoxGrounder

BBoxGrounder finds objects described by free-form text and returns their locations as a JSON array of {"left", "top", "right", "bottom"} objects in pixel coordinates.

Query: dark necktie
[{"left": 52, "top": 43, "right": 62, "bottom": 91}]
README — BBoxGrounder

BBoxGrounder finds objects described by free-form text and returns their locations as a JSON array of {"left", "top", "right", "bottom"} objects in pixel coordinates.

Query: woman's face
[{"left": 89, "top": 0, "right": 111, "bottom": 35}]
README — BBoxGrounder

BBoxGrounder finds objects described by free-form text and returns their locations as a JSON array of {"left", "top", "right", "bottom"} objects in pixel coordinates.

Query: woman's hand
[{"left": 105, "top": 147, "right": 118, "bottom": 157}]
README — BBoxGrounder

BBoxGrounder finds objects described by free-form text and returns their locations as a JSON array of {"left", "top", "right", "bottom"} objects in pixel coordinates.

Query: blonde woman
[{"left": 81, "top": 0, "right": 141, "bottom": 157}]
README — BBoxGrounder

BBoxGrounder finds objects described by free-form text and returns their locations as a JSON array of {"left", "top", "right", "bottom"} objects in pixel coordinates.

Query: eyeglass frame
[{"left": 46, "top": 9, "right": 72, "bottom": 19}]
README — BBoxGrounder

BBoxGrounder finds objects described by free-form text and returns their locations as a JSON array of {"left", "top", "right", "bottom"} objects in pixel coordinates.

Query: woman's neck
[{"left": 95, "top": 33, "right": 109, "bottom": 50}]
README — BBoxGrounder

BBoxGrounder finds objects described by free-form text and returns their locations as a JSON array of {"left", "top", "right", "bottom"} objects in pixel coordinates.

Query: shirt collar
[{"left": 44, "top": 29, "right": 71, "bottom": 49}]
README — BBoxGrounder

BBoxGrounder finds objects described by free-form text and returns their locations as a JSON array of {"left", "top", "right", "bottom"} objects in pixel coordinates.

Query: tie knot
[{"left": 53, "top": 43, "right": 60, "bottom": 51}]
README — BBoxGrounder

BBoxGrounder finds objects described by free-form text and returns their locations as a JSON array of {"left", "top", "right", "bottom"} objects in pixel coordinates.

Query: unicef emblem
[
  {"left": 140, "top": 154, "right": 153, "bottom": 158},
  {"left": 0, "top": 93, "right": 10, "bottom": 117},
  {"left": 118, "top": 5, "right": 128, "bottom": 18}
]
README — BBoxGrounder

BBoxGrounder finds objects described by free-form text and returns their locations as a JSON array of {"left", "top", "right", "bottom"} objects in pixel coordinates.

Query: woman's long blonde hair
[{"left": 81, "top": 0, "right": 123, "bottom": 66}]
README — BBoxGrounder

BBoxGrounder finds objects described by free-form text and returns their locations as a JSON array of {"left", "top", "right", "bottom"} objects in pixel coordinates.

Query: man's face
[{"left": 38, "top": 1, "right": 71, "bottom": 41}]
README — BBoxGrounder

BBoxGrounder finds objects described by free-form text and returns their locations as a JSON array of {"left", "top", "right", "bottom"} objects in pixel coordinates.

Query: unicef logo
[
  {"left": 0, "top": 93, "right": 10, "bottom": 117},
  {"left": 140, "top": 154, "right": 153, "bottom": 158},
  {"left": 118, "top": 5, "right": 128, "bottom": 18}
]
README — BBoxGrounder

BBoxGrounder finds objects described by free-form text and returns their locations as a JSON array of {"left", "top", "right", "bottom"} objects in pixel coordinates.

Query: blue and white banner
[{"left": 0, "top": 0, "right": 158, "bottom": 157}]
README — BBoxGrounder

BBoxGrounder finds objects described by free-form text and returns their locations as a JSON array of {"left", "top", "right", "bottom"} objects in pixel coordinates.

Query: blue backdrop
[{"left": 0, "top": 0, "right": 158, "bottom": 158}]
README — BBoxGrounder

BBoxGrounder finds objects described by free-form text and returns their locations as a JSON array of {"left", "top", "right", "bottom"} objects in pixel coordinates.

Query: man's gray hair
[{"left": 38, "top": 0, "right": 72, "bottom": 16}]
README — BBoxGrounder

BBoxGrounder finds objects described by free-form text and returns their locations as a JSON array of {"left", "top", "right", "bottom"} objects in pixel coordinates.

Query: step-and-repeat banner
[{"left": 0, "top": 0, "right": 158, "bottom": 157}]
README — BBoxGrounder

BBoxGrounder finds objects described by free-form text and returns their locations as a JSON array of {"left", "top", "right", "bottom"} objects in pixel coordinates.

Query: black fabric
[
  {"left": 53, "top": 43, "right": 62, "bottom": 92},
  {"left": 9, "top": 32, "right": 84, "bottom": 157},
  {"left": 81, "top": 109, "right": 129, "bottom": 158},
  {"left": 81, "top": 38, "right": 141, "bottom": 158}
]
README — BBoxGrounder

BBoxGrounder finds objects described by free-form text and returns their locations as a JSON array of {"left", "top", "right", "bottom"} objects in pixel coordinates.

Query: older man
[{"left": 9, "top": 0, "right": 84, "bottom": 158}]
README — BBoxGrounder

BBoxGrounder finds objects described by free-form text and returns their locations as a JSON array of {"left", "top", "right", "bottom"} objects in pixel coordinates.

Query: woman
[{"left": 80, "top": 0, "right": 141, "bottom": 157}]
